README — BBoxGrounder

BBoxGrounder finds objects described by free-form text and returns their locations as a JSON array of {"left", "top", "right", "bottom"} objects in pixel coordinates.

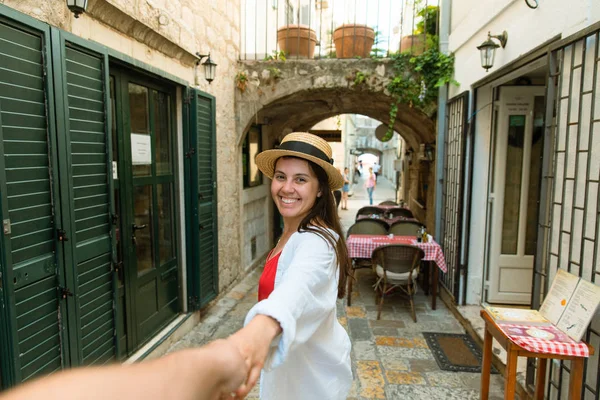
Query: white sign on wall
[{"left": 131, "top": 133, "right": 152, "bottom": 165}]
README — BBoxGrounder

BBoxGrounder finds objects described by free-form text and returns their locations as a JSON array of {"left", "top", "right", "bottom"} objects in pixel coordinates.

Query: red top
[{"left": 258, "top": 251, "right": 281, "bottom": 301}]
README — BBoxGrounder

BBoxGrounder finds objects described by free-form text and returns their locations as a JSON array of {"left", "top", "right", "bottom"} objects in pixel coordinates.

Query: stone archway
[
  {"left": 236, "top": 59, "right": 438, "bottom": 268},
  {"left": 235, "top": 59, "right": 435, "bottom": 151}
]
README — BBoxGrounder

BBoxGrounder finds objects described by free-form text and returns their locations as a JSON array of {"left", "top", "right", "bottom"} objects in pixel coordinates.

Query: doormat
[{"left": 423, "top": 332, "right": 498, "bottom": 373}]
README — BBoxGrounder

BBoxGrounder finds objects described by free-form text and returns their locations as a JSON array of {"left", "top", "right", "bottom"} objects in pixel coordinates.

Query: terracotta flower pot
[
  {"left": 333, "top": 24, "right": 375, "bottom": 58},
  {"left": 277, "top": 25, "right": 317, "bottom": 59},
  {"left": 399, "top": 34, "right": 426, "bottom": 55}
]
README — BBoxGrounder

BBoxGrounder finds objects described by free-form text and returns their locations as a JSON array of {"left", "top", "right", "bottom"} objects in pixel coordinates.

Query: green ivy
[{"left": 385, "top": 48, "right": 457, "bottom": 136}]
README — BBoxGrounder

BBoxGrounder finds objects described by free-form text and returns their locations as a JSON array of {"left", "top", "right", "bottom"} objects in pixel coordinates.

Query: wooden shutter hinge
[
  {"left": 185, "top": 148, "right": 196, "bottom": 158},
  {"left": 188, "top": 296, "right": 200, "bottom": 310},
  {"left": 56, "top": 229, "right": 69, "bottom": 242},
  {"left": 58, "top": 286, "right": 74, "bottom": 300}
]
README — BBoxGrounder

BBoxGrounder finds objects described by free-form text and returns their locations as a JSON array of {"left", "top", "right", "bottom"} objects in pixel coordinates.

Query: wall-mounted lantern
[
  {"left": 195, "top": 52, "right": 217, "bottom": 84},
  {"left": 67, "top": 0, "right": 88, "bottom": 18},
  {"left": 477, "top": 31, "right": 508, "bottom": 71}
]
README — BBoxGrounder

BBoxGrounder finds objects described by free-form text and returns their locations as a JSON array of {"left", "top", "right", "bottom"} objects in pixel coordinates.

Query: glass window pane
[
  {"left": 501, "top": 115, "right": 525, "bottom": 254},
  {"left": 525, "top": 97, "right": 545, "bottom": 255},
  {"left": 134, "top": 185, "right": 154, "bottom": 273},
  {"left": 154, "top": 90, "right": 172, "bottom": 175},
  {"left": 129, "top": 83, "right": 151, "bottom": 177},
  {"left": 158, "top": 183, "right": 174, "bottom": 264}
]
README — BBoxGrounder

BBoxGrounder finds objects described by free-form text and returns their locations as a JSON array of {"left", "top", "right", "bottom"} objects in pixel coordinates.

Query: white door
[{"left": 487, "top": 86, "right": 545, "bottom": 304}]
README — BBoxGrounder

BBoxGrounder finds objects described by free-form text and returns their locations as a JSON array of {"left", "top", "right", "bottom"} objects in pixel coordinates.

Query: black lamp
[
  {"left": 67, "top": 0, "right": 88, "bottom": 18},
  {"left": 477, "top": 31, "right": 508, "bottom": 71},
  {"left": 195, "top": 53, "right": 217, "bottom": 84}
]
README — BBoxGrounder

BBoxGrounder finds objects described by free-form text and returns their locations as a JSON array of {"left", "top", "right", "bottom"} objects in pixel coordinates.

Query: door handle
[{"left": 132, "top": 224, "right": 147, "bottom": 231}]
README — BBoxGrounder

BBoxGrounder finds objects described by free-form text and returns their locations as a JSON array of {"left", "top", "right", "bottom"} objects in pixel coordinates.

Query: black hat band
[{"left": 278, "top": 140, "right": 334, "bottom": 165}]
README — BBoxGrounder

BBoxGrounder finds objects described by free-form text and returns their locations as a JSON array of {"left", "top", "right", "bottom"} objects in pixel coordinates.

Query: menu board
[{"left": 486, "top": 269, "right": 600, "bottom": 342}]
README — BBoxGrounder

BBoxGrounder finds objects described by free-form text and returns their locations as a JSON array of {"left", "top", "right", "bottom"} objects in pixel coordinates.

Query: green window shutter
[
  {"left": 0, "top": 16, "right": 63, "bottom": 385},
  {"left": 52, "top": 31, "right": 116, "bottom": 366},
  {"left": 185, "top": 89, "right": 218, "bottom": 310}
]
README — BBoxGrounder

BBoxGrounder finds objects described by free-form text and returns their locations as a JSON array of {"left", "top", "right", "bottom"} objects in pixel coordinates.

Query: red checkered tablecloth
[
  {"left": 346, "top": 234, "right": 447, "bottom": 273},
  {"left": 495, "top": 322, "right": 590, "bottom": 357}
]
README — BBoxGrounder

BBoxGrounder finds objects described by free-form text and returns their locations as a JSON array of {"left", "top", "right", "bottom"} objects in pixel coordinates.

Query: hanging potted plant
[
  {"left": 333, "top": 24, "right": 375, "bottom": 58},
  {"left": 277, "top": 24, "right": 318, "bottom": 59}
]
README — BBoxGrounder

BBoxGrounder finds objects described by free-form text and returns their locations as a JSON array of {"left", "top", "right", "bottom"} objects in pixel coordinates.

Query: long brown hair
[{"left": 279, "top": 157, "right": 351, "bottom": 299}]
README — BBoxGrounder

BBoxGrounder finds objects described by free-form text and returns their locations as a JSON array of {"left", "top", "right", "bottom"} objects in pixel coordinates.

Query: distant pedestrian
[
  {"left": 341, "top": 168, "right": 350, "bottom": 210},
  {"left": 373, "top": 162, "right": 381, "bottom": 181},
  {"left": 364, "top": 167, "right": 376, "bottom": 205}
]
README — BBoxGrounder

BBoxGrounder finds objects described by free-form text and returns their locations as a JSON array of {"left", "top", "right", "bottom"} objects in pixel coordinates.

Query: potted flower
[
  {"left": 277, "top": 24, "right": 317, "bottom": 59},
  {"left": 333, "top": 24, "right": 375, "bottom": 58}
]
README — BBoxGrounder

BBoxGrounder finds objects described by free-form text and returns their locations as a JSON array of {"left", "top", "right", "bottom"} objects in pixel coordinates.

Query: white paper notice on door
[{"left": 131, "top": 133, "right": 152, "bottom": 165}]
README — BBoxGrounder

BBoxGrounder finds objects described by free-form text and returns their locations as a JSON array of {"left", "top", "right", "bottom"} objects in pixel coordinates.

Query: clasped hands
[{"left": 216, "top": 315, "right": 282, "bottom": 399}]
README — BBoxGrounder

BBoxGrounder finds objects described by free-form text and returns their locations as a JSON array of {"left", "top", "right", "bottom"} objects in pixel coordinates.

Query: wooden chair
[
  {"left": 372, "top": 244, "right": 424, "bottom": 322},
  {"left": 355, "top": 206, "right": 384, "bottom": 220},
  {"left": 379, "top": 200, "right": 398, "bottom": 206},
  {"left": 346, "top": 220, "right": 388, "bottom": 306},
  {"left": 388, "top": 221, "right": 424, "bottom": 236},
  {"left": 389, "top": 208, "right": 414, "bottom": 219}
]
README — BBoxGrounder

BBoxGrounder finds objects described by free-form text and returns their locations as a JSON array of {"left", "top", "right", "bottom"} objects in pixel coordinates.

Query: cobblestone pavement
[{"left": 167, "top": 176, "right": 506, "bottom": 399}]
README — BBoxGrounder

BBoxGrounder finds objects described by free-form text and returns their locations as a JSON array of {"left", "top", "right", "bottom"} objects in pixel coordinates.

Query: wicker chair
[
  {"left": 372, "top": 244, "right": 424, "bottom": 322},
  {"left": 355, "top": 206, "right": 384, "bottom": 220},
  {"left": 347, "top": 219, "right": 388, "bottom": 237},
  {"left": 389, "top": 208, "right": 414, "bottom": 219},
  {"left": 388, "top": 221, "right": 424, "bottom": 236},
  {"left": 379, "top": 200, "right": 398, "bottom": 206},
  {"left": 346, "top": 219, "right": 388, "bottom": 306}
]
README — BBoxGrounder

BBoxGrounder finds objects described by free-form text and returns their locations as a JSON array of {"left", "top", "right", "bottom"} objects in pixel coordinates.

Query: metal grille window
[
  {"left": 440, "top": 91, "right": 469, "bottom": 300},
  {"left": 530, "top": 23, "right": 600, "bottom": 399}
]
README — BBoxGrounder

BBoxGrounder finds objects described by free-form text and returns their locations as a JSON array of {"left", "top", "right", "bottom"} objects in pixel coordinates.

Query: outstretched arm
[{"left": 0, "top": 339, "right": 248, "bottom": 400}]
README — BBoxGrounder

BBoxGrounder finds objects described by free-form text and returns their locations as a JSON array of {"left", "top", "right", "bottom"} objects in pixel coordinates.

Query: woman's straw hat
[{"left": 256, "top": 132, "right": 344, "bottom": 190}]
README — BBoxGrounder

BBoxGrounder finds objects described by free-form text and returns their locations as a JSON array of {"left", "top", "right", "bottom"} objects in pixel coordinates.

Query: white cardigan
[{"left": 244, "top": 228, "right": 353, "bottom": 400}]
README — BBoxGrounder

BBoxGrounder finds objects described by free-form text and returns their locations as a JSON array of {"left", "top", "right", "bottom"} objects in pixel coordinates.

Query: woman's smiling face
[{"left": 271, "top": 157, "right": 320, "bottom": 224}]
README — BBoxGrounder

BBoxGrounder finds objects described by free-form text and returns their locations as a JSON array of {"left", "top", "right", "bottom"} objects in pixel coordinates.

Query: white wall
[
  {"left": 449, "top": 0, "right": 600, "bottom": 97},
  {"left": 448, "top": 0, "right": 600, "bottom": 305}
]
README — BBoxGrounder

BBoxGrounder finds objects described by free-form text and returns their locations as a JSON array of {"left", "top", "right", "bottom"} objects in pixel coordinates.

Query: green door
[
  {"left": 112, "top": 70, "right": 179, "bottom": 351},
  {"left": 185, "top": 88, "right": 218, "bottom": 310}
]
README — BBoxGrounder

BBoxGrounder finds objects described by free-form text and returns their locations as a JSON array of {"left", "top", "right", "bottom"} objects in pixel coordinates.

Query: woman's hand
[{"left": 228, "top": 315, "right": 282, "bottom": 398}]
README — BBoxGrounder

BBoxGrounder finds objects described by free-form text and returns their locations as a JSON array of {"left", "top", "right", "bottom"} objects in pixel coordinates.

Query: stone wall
[{"left": 2, "top": 0, "right": 244, "bottom": 292}]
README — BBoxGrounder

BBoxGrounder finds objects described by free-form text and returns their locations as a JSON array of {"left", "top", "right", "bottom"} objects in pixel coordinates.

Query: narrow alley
[{"left": 166, "top": 175, "right": 506, "bottom": 400}]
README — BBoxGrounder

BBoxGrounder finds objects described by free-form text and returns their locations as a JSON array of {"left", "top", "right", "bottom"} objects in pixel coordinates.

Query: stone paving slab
[
  {"left": 166, "top": 265, "right": 506, "bottom": 399},
  {"left": 166, "top": 177, "right": 506, "bottom": 399}
]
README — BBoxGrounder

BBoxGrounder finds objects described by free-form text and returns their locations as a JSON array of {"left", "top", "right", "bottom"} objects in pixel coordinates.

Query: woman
[
  {"left": 364, "top": 167, "right": 376, "bottom": 205},
  {"left": 230, "top": 132, "right": 353, "bottom": 400},
  {"left": 341, "top": 167, "right": 350, "bottom": 210}
]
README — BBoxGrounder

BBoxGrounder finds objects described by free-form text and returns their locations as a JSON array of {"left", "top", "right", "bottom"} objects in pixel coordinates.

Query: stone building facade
[{"left": 0, "top": 0, "right": 246, "bottom": 387}]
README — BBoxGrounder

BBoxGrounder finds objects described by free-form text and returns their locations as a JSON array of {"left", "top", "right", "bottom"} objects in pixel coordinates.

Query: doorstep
[
  {"left": 124, "top": 311, "right": 202, "bottom": 364},
  {"left": 439, "top": 288, "right": 532, "bottom": 400}
]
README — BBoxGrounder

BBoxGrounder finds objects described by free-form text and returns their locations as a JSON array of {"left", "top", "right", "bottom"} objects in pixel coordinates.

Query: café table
[{"left": 346, "top": 234, "right": 447, "bottom": 309}]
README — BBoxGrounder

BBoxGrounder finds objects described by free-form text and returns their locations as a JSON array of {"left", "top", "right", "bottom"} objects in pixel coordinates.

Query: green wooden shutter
[
  {"left": 52, "top": 31, "right": 116, "bottom": 366},
  {"left": 0, "top": 14, "right": 64, "bottom": 385},
  {"left": 185, "top": 89, "right": 218, "bottom": 310}
]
